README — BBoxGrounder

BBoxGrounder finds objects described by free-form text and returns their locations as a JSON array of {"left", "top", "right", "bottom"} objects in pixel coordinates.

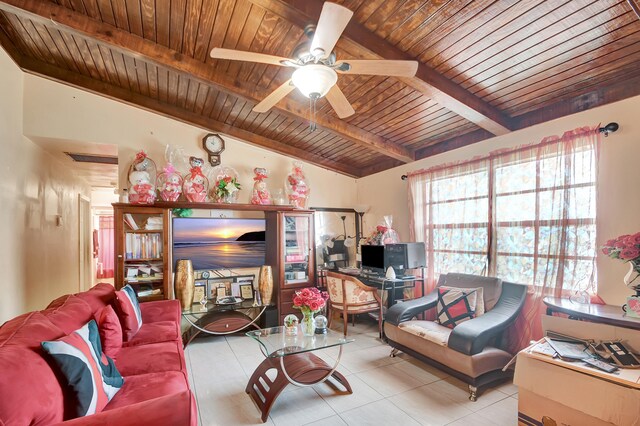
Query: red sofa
[{"left": 0, "top": 283, "right": 197, "bottom": 426}]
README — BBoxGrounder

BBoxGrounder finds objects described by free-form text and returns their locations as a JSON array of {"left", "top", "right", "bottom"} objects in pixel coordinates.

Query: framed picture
[
  {"left": 193, "top": 284, "right": 207, "bottom": 303},
  {"left": 239, "top": 283, "right": 254, "bottom": 300},
  {"left": 204, "top": 275, "right": 255, "bottom": 300}
]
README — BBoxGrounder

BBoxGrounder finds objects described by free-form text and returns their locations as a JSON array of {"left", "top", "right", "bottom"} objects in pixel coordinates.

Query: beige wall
[
  {"left": 357, "top": 95, "right": 640, "bottom": 305},
  {"left": 22, "top": 76, "right": 357, "bottom": 209},
  {"left": 0, "top": 50, "right": 92, "bottom": 322}
]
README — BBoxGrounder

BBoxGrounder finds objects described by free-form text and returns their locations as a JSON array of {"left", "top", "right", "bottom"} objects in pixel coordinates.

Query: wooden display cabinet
[
  {"left": 114, "top": 205, "right": 171, "bottom": 302},
  {"left": 265, "top": 211, "right": 315, "bottom": 324}
]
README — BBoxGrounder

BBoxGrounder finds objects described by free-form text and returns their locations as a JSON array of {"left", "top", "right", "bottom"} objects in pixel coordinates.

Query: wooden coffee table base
[{"left": 246, "top": 352, "right": 352, "bottom": 422}]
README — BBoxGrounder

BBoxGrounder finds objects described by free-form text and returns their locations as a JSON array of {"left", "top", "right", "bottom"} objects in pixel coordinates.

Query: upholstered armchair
[
  {"left": 384, "top": 273, "right": 526, "bottom": 401},
  {"left": 326, "top": 271, "right": 383, "bottom": 336}
]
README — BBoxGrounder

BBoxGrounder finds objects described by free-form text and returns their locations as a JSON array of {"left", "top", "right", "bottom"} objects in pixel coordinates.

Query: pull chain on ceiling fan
[{"left": 211, "top": 2, "right": 419, "bottom": 131}]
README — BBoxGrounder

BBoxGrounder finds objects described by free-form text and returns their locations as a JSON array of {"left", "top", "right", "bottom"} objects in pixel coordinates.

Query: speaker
[
  {"left": 384, "top": 243, "right": 426, "bottom": 274},
  {"left": 262, "top": 306, "right": 279, "bottom": 328}
]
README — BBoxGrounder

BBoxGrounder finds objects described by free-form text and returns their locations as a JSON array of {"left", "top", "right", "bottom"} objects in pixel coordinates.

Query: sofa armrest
[
  {"left": 55, "top": 391, "right": 197, "bottom": 426},
  {"left": 384, "top": 292, "right": 438, "bottom": 326},
  {"left": 140, "top": 299, "right": 181, "bottom": 324},
  {"left": 448, "top": 282, "right": 527, "bottom": 356}
]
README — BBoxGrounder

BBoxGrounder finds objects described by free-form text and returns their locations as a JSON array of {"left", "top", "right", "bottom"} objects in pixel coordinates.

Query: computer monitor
[
  {"left": 360, "top": 244, "right": 385, "bottom": 275},
  {"left": 384, "top": 243, "right": 426, "bottom": 275}
]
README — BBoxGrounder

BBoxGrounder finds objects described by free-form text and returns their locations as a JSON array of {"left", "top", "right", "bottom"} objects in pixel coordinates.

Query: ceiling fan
[{"left": 210, "top": 2, "right": 418, "bottom": 120}]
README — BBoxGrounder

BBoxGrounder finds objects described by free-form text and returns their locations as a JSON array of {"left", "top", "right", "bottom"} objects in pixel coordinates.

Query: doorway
[{"left": 78, "top": 194, "right": 92, "bottom": 292}]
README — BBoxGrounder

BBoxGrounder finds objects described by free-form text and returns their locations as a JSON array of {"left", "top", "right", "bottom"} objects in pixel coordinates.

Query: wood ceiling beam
[
  {"left": 0, "top": 43, "right": 362, "bottom": 177},
  {"left": 246, "top": 0, "right": 514, "bottom": 136},
  {"left": 0, "top": 0, "right": 414, "bottom": 164},
  {"left": 413, "top": 72, "right": 640, "bottom": 162}
]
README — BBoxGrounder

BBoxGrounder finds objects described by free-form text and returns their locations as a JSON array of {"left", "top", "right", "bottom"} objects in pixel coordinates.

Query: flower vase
[
  {"left": 258, "top": 265, "right": 273, "bottom": 305},
  {"left": 301, "top": 310, "right": 316, "bottom": 336},
  {"left": 623, "top": 262, "right": 640, "bottom": 290},
  {"left": 175, "top": 259, "right": 194, "bottom": 311}
]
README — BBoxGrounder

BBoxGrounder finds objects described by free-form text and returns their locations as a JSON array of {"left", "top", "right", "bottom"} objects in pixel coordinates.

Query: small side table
[{"left": 246, "top": 326, "right": 354, "bottom": 423}]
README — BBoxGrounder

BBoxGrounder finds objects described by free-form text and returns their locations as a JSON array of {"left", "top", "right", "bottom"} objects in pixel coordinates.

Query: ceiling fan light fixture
[{"left": 291, "top": 64, "right": 338, "bottom": 99}]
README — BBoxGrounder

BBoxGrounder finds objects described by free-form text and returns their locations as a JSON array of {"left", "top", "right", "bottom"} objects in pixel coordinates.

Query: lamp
[
  {"left": 291, "top": 64, "right": 338, "bottom": 132},
  {"left": 353, "top": 205, "right": 370, "bottom": 253},
  {"left": 291, "top": 64, "right": 338, "bottom": 98}
]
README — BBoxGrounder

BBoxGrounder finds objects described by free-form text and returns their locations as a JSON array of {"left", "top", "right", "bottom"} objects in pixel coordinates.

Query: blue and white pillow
[{"left": 41, "top": 320, "right": 124, "bottom": 417}]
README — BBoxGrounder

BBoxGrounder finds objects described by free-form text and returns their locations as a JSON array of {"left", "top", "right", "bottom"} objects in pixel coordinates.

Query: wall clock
[{"left": 202, "top": 133, "right": 225, "bottom": 166}]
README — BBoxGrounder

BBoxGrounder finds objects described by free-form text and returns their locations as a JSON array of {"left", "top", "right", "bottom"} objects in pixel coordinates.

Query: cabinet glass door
[
  {"left": 122, "top": 212, "right": 165, "bottom": 300},
  {"left": 283, "top": 215, "right": 311, "bottom": 285}
]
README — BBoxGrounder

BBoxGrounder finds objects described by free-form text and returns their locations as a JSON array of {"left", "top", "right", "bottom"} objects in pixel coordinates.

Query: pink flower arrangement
[
  {"left": 293, "top": 287, "right": 329, "bottom": 314},
  {"left": 602, "top": 233, "right": 640, "bottom": 262}
]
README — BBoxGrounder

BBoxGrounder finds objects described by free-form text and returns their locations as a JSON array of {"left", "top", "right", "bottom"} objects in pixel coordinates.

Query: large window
[{"left": 409, "top": 128, "right": 599, "bottom": 294}]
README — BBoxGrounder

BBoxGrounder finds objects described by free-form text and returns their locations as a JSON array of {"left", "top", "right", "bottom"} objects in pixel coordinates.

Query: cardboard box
[{"left": 515, "top": 316, "right": 640, "bottom": 426}]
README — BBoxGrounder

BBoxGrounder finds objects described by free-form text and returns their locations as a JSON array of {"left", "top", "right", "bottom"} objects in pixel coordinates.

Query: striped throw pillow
[
  {"left": 115, "top": 285, "right": 143, "bottom": 340},
  {"left": 41, "top": 320, "right": 124, "bottom": 417}
]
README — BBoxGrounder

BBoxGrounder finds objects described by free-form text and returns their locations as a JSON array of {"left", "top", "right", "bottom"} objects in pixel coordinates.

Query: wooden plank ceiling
[{"left": 1, "top": 0, "right": 639, "bottom": 177}]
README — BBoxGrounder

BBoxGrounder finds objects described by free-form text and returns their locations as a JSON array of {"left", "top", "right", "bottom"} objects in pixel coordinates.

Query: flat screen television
[
  {"left": 361, "top": 244, "right": 385, "bottom": 275},
  {"left": 172, "top": 218, "right": 266, "bottom": 270}
]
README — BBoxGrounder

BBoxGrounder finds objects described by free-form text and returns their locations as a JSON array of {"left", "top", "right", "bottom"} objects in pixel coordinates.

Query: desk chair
[{"left": 325, "top": 271, "right": 383, "bottom": 337}]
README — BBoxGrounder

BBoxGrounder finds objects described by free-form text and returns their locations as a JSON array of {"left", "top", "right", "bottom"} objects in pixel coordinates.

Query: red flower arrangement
[
  {"left": 293, "top": 287, "right": 329, "bottom": 314},
  {"left": 602, "top": 233, "right": 640, "bottom": 289},
  {"left": 602, "top": 233, "right": 640, "bottom": 261}
]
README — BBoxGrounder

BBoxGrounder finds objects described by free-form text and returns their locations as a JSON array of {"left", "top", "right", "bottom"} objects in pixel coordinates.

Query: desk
[
  {"left": 543, "top": 296, "right": 640, "bottom": 331},
  {"left": 358, "top": 275, "right": 425, "bottom": 307}
]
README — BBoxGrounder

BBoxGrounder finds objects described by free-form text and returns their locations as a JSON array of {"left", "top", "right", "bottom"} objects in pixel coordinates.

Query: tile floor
[{"left": 184, "top": 321, "right": 518, "bottom": 426}]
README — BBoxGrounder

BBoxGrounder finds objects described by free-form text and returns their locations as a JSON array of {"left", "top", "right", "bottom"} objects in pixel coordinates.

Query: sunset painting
[{"left": 173, "top": 218, "right": 266, "bottom": 270}]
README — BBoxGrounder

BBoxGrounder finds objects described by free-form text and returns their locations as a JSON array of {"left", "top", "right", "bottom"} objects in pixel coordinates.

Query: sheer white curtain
[
  {"left": 408, "top": 158, "right": 491, "bottom": 295},
  {"left": 408, "top": 126, "right": 601, "bottom": 349},
  {"left": 493, "top": 127, "right": 601, "bottom": 350}
]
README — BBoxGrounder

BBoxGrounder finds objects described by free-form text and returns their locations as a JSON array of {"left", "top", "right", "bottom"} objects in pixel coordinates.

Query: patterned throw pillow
[
  {"left": 436, "top": 287, "right": 478, "bottom": 329},
  {"left": 439, "top": 285, "right": 485, "bottom": 317},
  {"left": 115, "top": 285, "right": 143, "bottom": 341},
  {"left": 41, "top": 320, "right": 124, "bottom": 417}
]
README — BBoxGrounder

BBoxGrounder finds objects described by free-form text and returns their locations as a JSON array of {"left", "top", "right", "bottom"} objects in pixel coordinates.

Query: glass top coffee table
[{"left": 245, "top": 326, "right": 354, "bottom": 422}]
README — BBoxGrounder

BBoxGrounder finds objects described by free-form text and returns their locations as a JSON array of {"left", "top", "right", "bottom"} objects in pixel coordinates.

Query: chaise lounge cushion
[
  {"left": 76, "top": 283, "right": 117, "bottom": 314},
  {"left": 103, "top": 371, "right": 190, "bottom": 412},
  {"left": 0, "top": 311, "right": 64, "bottom": 348},
  {"left": 140, "top": 299, "right": 181, "bottom": 323},
  {"left": 115, "top": 341, "right": 187, "bottom": 377},
  {"left": 0, "top": 346, "right": 67, "bottom": 425},
  {"left": 398, "top": 320, "right": 452, "bottom": 347},
  {"left": 122, "top": 321, "right": 180, "bottom": 347},
  {"left": 42, "top": 296, "right": 94, "bottom": 335}
]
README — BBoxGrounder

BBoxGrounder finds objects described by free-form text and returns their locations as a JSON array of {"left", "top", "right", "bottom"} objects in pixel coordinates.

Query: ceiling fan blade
[
  {"left": 325, "top": 85, "right": 355, "bottom": 119},
  {"left": 310, "top": 3, "right": 353, "bottom": 59},
  {"left": 337, "top": 60, "right": 419, "bottom": 77},
  {"left": 253, "top": 80, "right": 295, "bottom": 113},
  {"left": 210, "top": 48, "right": 290, "bottom": 66}
]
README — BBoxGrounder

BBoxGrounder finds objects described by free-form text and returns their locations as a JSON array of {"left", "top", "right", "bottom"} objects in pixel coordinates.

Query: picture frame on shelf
[
  {"left": 239, "top": 283, "right": 254, "bottom": 300},
  {"left": 193, "top": 281, "right": 206, "bottom": 304}
]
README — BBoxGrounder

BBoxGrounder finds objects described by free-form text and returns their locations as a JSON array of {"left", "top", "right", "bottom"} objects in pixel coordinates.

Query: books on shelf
[
  {"left": 123, "top": 213, "right": 139, "bottom": 230},
  {"left": 285, "top": 254, "right": 306, "bottom": 262},
  {"left": 125, "top": 233, "right": 163, "bottom": 259},
  {"left": 145, "top": 217, "right": 163, "bottom": 230},
  {"left": 137, "top": 288, "right": 162, "bottom": 297}
]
